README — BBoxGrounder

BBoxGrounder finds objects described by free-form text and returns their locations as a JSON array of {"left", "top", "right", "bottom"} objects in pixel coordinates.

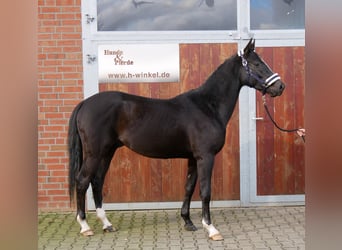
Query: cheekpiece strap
[{"left": 238, "top": 50, "right": 248, "bottom": 67}]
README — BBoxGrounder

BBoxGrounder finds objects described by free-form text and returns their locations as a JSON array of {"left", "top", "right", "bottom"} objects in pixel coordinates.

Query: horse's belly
[
  {"left": 121, "top": 133, "right": 191, "bottom": 159},
  {"left": 131, "top": 148, "right": 191, "bottom": 159}
]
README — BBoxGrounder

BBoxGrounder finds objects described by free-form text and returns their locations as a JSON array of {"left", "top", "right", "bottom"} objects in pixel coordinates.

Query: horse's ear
[{"left": 243, "top": 38, "right": 255, "bottom": 55}]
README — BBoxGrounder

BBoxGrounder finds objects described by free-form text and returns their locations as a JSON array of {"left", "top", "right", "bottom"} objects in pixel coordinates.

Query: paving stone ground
[{"left": 38, "top": 206, "right": 305, "bottom": 250}]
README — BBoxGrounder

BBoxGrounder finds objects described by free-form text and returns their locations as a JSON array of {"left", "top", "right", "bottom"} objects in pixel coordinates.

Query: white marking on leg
[
  {"left": 202, "top": 218, "right": 223, "bottom": 240},
  {"left": 96, "top": 208, "right": 112, "bottom": 230},
  {"left": 202, "top": 219, "right": 220, "bottom": 237},
  {"left": 77, "top": 215, "right": 92, "bottom": 234}
]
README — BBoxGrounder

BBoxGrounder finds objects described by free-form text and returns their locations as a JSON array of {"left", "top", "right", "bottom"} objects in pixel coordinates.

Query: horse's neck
[{"left": 195, "top": 59, "right": 241, "bottom": 125}]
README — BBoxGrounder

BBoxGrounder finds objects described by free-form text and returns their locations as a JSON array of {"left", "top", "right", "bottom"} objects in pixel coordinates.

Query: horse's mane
[{"left": 187, "top": 55, "right": 240, "bottom": 100}]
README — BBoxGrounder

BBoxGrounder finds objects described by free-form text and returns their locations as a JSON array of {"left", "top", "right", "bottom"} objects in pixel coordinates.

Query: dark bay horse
[{"left": 68, "top": 39, "right": 285, "bottom": 240}]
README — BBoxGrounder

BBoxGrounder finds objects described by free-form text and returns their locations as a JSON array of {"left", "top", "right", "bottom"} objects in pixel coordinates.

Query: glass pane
[
  {"left": 250, "top": 0, "right": 305, "bottom": 30},
  {"left": 97, "top": 0, "right": 237, "bottom": 31}
]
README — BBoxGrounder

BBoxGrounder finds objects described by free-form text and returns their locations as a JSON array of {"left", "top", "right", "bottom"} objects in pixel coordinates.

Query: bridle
[
  {"left": 238, "top": 49, "right": 281, "bottom": 95},
  {"left": 238, "top": 49, "right": 305, "bottom": 142}
]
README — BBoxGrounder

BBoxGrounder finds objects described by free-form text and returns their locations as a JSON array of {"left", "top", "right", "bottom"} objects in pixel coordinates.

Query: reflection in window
[
  {"left": 250, "top": 0, "right": 305, "bottom": 29},
  {"left": 97, "top": 0, "right": 237, "bottom": 31}
]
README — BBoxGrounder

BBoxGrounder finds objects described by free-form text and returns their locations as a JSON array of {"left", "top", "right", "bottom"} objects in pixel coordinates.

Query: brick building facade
[{"left": 38, "top": 0, "right": 83, "bottom": 211}]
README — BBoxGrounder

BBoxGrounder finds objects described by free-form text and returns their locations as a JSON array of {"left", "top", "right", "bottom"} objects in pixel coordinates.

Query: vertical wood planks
[{"left": 256, "top": 46, "right": 305, "bottom": 195}]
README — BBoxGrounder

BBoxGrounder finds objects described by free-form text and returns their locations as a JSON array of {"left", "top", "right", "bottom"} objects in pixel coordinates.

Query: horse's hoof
[
  {"left": 184, "top": 223, "right": 197, "bottom": 231},
  {"left": 209, "top": 233, "right": 224, "bottom": 241},
  {"left": 81, "top": 229, "right": 94, "bottom": 236},
  {"left": 103, "top": 225, "right": 117, "bottom": 233}
]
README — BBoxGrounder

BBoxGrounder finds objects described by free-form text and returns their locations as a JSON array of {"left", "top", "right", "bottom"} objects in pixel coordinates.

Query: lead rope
[{"left": 262, "top": 96, "right": 305, "bottom": 142}]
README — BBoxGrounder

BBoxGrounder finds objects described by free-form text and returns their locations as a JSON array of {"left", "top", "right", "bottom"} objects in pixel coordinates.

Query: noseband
[{"left": 238, "top": 50, "right": 281, "bottom": 95}]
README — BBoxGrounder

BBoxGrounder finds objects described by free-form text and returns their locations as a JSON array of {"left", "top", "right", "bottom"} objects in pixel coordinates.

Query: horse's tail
[{"left": 68, "top": 102, "right": 83, "bottom": 203}]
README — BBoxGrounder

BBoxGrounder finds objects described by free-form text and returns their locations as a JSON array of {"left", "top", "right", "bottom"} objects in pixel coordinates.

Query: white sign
[{"left": 98, "top": 44, "right": 179, "bottom": 83}]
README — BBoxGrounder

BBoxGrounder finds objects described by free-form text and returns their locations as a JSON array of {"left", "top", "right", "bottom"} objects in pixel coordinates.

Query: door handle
[{"left": 252, "top": 117, "right": 264, "bottom": 121}]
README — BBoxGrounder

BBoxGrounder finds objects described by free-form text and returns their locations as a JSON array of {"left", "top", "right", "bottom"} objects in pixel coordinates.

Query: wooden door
[
  {"left": 99, "top": 43, "right": 241, "bottom": 204},
  {"left": 255, "top": 46, "right": 305, "bottom": 195}
]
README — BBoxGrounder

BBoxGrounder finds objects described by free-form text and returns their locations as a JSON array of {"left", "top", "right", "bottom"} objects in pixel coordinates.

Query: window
[
  {"left": 250, "top": 0, "right": 305, "bottom": 30},
  {"left": 97, "top": 0, "right": 237, "bottom": 31}
]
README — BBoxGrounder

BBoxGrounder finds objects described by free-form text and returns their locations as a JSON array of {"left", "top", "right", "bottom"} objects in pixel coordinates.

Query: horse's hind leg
[
  {"left": 76, "top": 158, "right": 98, "bottom": 236},
  {"left": 91, "top": 156, "right": 117, "bottom": 233},
  {"left": 181, "top": 157, "right": 198, "bottom": 231}
]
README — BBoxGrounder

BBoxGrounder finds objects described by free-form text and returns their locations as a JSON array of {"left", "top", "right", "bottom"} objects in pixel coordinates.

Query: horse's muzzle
[{"left": 268, "top": 80, "right": 285, "bottom": 97}]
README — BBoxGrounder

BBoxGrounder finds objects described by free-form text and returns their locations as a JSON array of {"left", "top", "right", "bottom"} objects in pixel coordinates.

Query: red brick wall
[{"left": 38, "top": 0, "right": 83, "bottom": 211}]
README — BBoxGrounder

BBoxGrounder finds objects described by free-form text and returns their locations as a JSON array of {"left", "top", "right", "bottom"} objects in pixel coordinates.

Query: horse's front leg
[
  {"left": 181, "top": 158, "right": 198, "bottom": 231},
  {"left": 197, "top": 155, "right": 224, "bottom": 241}
]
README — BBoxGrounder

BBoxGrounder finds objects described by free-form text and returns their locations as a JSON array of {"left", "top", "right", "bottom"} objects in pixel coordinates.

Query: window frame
[{"left": 83, "top": 0, "right": 304, "bottom": 43}]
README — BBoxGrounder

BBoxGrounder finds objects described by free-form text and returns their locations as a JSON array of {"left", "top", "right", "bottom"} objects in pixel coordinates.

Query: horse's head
[{"left": 238, "top": 39, "right": 285, "bottom": 97}]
